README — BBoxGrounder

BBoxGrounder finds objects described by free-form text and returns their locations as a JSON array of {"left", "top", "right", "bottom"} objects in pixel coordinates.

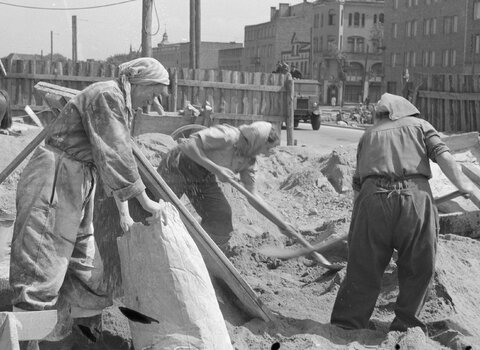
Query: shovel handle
[
  {"left": 434, "top": 190, "right": 464, "bottom": 205},
  {"left": 226, "top": 177, "right": 341, "bottom": 269}
]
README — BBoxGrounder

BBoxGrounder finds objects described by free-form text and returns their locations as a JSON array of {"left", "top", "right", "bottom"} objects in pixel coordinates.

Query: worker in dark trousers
[
  {"left": 158, "top": 122, "right": 280, "bottom": 251},
  {"left": 330, "top": 93, "right": 473, "bottom": 333}
]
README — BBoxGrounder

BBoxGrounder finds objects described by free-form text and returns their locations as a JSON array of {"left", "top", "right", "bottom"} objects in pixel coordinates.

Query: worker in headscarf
[
  {"left": 10, "top": 57, "right": 170, "bottom": 347},
  {"left": 158, "top": 122, "right": 280, "bottom": 251},
  {"left": 330, "top": 93, "right": 474, "bottom": 333}
]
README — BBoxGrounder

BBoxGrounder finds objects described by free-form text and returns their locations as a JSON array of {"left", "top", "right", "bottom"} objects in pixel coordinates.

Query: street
[{"left": 280, "top": 122, "right": 365, "bottom": 153}]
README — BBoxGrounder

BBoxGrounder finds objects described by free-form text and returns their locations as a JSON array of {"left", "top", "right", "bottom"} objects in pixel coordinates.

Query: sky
[{"left": 0, "top": 0, "right": 283, "bottom": 61}]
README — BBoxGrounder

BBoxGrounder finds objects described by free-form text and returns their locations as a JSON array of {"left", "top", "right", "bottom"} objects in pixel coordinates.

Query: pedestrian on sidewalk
[
  {"left": 10, "top": 57, "right": 170, "bottom": 348},
  {"left": 330, "top": 93, "right": 474, "bottom": 333},
  {"left": 157, "top": 122, "right": 280, "bottom": 251}
]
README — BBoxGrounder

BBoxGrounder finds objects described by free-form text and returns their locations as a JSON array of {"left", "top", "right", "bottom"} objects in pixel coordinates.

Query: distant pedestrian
[{"left": 331, "top": 96, "right": 337, "bottom": 107}]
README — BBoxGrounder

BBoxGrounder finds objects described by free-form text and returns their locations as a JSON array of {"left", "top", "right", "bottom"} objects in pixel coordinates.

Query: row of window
[
  {"left": 391, "top": 49, "right": 457, "bottom": 68},
  {"left": 313, "top": 11, "right": 383, "bottom": 29},
  {"left": 392, "top": 16, "right": 459, "bottom": 38},
  {"left": 393, "top": 0, "right": 442, "bottom": 8}
]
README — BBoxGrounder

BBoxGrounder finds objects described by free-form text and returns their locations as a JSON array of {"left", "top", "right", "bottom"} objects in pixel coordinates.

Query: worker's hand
[
  {"left": 458, "top": 181, "right": 475, "bottom": 199},
  {"left": 119, "top": 213, "right": 134, "bottom": 234},
  {"left": 216, "top": 166, "right": 236, "bottom": 183},
  {"left": 142, "top": 199, "right": 168, "bottom": 225}
]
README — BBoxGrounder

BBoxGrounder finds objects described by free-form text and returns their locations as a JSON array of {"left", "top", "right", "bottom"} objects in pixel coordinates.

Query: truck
[{"left": 293, "top": 79, "right": 322, "bottom": 130}]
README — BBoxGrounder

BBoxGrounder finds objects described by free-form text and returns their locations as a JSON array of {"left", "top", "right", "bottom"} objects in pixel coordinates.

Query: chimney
[
  {"left": 279, "top": 3, "right": 290, "bottom": 17},
  {"left": 271, "top": 6, "right": 277, "bottom": 20}
]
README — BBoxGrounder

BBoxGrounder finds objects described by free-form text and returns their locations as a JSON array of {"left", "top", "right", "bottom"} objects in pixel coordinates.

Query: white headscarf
[
  {"left": 375, "top": 93, "right": 420, "bottom": 120},
  {"left": 239, "top": 121, "right": 275, "bottom": 156},
  {"left": 118, "top": 57, "right": 170, "bottom": 113}
]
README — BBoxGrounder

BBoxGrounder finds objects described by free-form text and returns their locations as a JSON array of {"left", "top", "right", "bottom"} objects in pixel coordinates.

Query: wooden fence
[
  {"left": 0, "top": 58, "right": 295, "bottom": 144},
  {"left": 414, "top": 73, "right": 480, "bottom": 132}
]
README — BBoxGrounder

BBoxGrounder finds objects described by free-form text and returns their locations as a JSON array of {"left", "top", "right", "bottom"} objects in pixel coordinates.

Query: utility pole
[
  {"left": 363, "top": 44, "right": 370, "bottom": 102},
  {"left": 189, "top": 0, "right": 196, "bottom": 68},
  {"left": 141, "top": 0, "right": 153, "bottom": 57},
  {"left": 195, "top": 0, "right": 201, "bottom": 68},
  {"left": 72, "top": 15, "right": 77, "bottom": 63},
  {"left": 50, "top": 30, "right": 53, "bottom": 62}
]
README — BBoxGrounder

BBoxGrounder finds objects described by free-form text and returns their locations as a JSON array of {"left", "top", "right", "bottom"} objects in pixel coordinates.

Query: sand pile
[{"left": 0, "top": 128, "right": 479, "bottom": 349}]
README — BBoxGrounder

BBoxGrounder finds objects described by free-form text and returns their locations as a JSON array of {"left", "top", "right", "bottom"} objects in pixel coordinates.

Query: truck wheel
[{"left": 311, "top": 114, "right": 321, "bottom": 130}]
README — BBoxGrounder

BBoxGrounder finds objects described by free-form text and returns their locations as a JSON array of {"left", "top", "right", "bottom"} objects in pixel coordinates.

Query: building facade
[
  {"left": 244, "top": 0, "right": 384, "bottom": 104},
  {"left": 152, "top": 32, "right": 242, "bottom": 70},
  {"left": 218, "top": 47, "right": 244, "bottom": 71},
  {"left": 383, "top": 0, "right": 474, "bottom": 96}
]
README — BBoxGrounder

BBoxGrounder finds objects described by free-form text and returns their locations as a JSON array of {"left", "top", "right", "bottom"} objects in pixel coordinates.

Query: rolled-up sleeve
[
  {"left": 423, "top": 121, "right": 450, "bottom": 162},
  {"left": 82, "top": 91, "right": 145, "bottom": 201}
]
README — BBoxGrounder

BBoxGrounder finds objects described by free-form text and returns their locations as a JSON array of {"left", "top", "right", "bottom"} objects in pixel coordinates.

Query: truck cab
[{"left": 293, "top": 79, "right": 322, "bottom": 130}]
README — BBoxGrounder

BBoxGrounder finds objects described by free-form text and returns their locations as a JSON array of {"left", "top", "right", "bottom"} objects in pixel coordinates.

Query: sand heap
[{"left": 0, "top": 128, "right": 479, "bottom": 349}]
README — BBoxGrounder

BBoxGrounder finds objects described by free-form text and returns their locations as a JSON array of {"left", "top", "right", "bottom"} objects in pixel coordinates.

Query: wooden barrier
[
  {"left": 0, "top": 59, "right": 293, "bottom": 143},
  {"left": 414, "top": 73, "right": 480, "bottom": 132}
]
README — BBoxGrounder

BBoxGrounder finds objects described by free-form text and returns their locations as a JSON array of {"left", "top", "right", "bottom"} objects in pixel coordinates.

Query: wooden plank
[
  {"left": 206, "top": 69, "right": 215, "bottom": 113},
  {"left": 131, "top": 113, "right": 196, "bottom": 137},
  {"left": 231, "top": 71, "right": 240, "bottom": 114},
  {"left": 211, "top": 113, "right": 282, "bottom": 122},
  {"left": 285, "top": 74, "right": 294, "bottom": 146},
  {"left": 221, "top": 70, "right": 231, "bottom": 114},
  {"left": 259, "top": 73, "right": 268, "bottom": 116},
  {"left": 444, "top": 75, "right": 451, "bottom": 132},
  {"left": 460, "top": 163, "right": 480, "bottom": 209},
  {"left": 4, "top": 72, "right": 112, "bottom": 83},
  {"left": 252, "top": 72, "right": 262, "bottom": 116},
  {"left": 177, "top": 78, "right": 284, "bottom": 92}
]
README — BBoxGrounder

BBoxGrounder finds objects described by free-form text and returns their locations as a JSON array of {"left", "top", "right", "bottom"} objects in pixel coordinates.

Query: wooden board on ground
[
  {"left": 4, "top": 310, "right": 57, "bottom": 340},
  {"left": 33, "top": 81, "right": 273, "bottom": 323}
]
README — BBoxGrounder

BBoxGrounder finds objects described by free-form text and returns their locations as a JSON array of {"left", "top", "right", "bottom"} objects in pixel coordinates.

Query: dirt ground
[{"left": 1, "top": 123, "right": 480, "bottom": 349}]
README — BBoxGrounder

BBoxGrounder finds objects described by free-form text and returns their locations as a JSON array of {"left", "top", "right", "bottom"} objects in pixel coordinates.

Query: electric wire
[{"left": 0, "top": 0, "right": 137, "bottom": 11}]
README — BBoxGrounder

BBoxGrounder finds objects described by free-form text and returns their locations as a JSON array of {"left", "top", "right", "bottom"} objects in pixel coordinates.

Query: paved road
[{"left": 280, "top": 122, "right": 365, "bottom": 153}]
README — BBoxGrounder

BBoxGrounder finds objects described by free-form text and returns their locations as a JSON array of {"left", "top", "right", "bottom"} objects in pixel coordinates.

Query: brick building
[
  {"left": 218, "top": 47, "right": 244, "bottom": 71},
  {"left": 383, "top": 0, "right": 478, "bottom": 96},
  {"left": 152, "top": 32, "right": 242, "bottom": 70},
  {"left": 244, "top": 0, "right": 384, "bottom": 104}
]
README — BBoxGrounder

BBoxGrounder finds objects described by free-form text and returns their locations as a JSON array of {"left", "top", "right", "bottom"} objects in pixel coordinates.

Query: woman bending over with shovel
[{"left": 158, "top": 121, "right": 280, "bottom": 251}]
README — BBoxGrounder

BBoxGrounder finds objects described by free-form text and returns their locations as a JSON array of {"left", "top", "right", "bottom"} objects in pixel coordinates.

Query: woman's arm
[{"left": 436, "top": 152, "right": 474, "bottom": 195}]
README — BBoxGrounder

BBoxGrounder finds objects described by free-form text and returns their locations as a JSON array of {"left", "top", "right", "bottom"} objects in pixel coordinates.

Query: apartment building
[
  {"left": 383, "top": 0, "right": 473, "bottom": 95},
  {"left": 244, "top": 0, "right": 384, "bottom": 104},
  {"left": 152, "top": 32, "right": 242, "bottom": 69}
]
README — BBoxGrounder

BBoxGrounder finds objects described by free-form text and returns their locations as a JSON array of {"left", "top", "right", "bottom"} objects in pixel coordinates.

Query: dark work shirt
[{"left": 353, "top": 116, "right": 450, "bottom": 189}]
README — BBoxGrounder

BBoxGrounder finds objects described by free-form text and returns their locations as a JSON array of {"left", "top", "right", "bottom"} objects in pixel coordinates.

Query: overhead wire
[{"left": 0, "top": 0, "right": 137, "bottom": 11}]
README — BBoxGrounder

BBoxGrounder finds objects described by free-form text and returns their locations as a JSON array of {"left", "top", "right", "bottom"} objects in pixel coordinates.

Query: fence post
[
  {"left": 285, "top": 73, "right": 294, "bottom": 146},
  {"left": 170, "top": 68, "right": 178, "bottom": 112}
]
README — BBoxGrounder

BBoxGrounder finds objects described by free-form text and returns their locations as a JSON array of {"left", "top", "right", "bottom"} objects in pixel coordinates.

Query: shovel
[
  {"left": 226, "top": 177, "right": 344, "bottom": 271},
  {"left": 259, "top": 189, "right": 466, "bottom": 260}
]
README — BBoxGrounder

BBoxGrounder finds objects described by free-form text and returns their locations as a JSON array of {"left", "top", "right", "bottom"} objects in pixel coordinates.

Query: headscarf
[
  {"left": 375, "top": 93, "right": 420, "bottom": 120},
  {"left": 239, "top": 121, "right": 275, "bottom": 156},
  {"left": 118, "top": 57, "right": 170, "bottom": 114}
]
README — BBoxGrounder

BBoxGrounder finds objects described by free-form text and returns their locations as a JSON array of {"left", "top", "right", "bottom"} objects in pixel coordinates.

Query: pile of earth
[{"left": 0, "top": 125, "right": 479, "bottom": 349}]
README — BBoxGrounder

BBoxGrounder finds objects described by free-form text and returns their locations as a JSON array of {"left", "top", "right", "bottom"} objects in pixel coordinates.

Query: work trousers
[
  {"left": 10, "top": 146, "right": 111, "bottom": 336},
  {"left": 330, "top": 177, "right": 438, "bottom": 333},
  {"left": 158, "top": 152, "right": 233, "bottom": 248}
]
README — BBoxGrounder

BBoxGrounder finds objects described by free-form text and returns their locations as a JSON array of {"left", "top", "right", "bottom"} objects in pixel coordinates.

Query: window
[
  {"left": 379, "top": 13, "right": 384, "bottom": 23},
  {"left": 443, "top": 50, "right": 449, "bottom": 67},
  {"left": 354, "top": 12, "right": 360, "bottom": 26},
  {"left": 394, "top": 0, "right": 398, "bottom": 9},
  {"left": 314, "top": 14, "right": 319, "bottom": 28},
  {"left": 391, "top": 52, "right": 399, "bottom": 67},
  {"left": 475, "top": 2, "right": 480, "bottom": 20},
  {"left": 393, "top": 23, "right": 398, "bottom": 38},
  {"left": 453, "top": 16, "right": 458, "bottom": 33},
  {"left": 341, "top": 10, "right": 344, "bottom": 26},
  {"left": 328, "top": 10, "right": 336, "bottom": 25},
  {"left": 319, "top": 36, "right": 323, "bottom": 51},
  {"left": 406, "top": 21, "right": 411, "bottom": 37},
  {"left": 347, "top": 36, "right": 365, "bottom": 53},
  {"left": 431, "top": 18, "right": 437, "bottom": 35},
  {"left": 373, "top": 14, "right": 377, "bottom": 24},
  {"left": 451, "top": 50, "right": 456, "bottom": 66},
  {"left": 412, "top": 20, "right": 417, "bottom": 36},
  {"left": 444, "top": 16, "right": 452, "bottom": 34},
  {"left": 411, "top": 52, "right": 417, "bottom": 67},
  {"left": 430, "top": 51, "right": 436, "bottom": 66},
  {"left": 423, "top": 51, "right": 429, "bottom": 66},
  {"left": 321, "top": 13, "right": 324, "bottom": 27},
  {"left": 424, "top": 19, "right": 430, "bottom": 35},
  {"left": 405, "top": 52, "right": 410, "bottom": 67},
  {"left": 313, "top": 37, "right": 319, "bottom": 52},
  {"left": 361, "top": 14, "right": 365, "bottom": 27},
  {"left": 349, "top": 13, "right": 352, "bottom": 26},
  {"left": 476, "top": 34, "right": 480, "bottom": 54}
]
